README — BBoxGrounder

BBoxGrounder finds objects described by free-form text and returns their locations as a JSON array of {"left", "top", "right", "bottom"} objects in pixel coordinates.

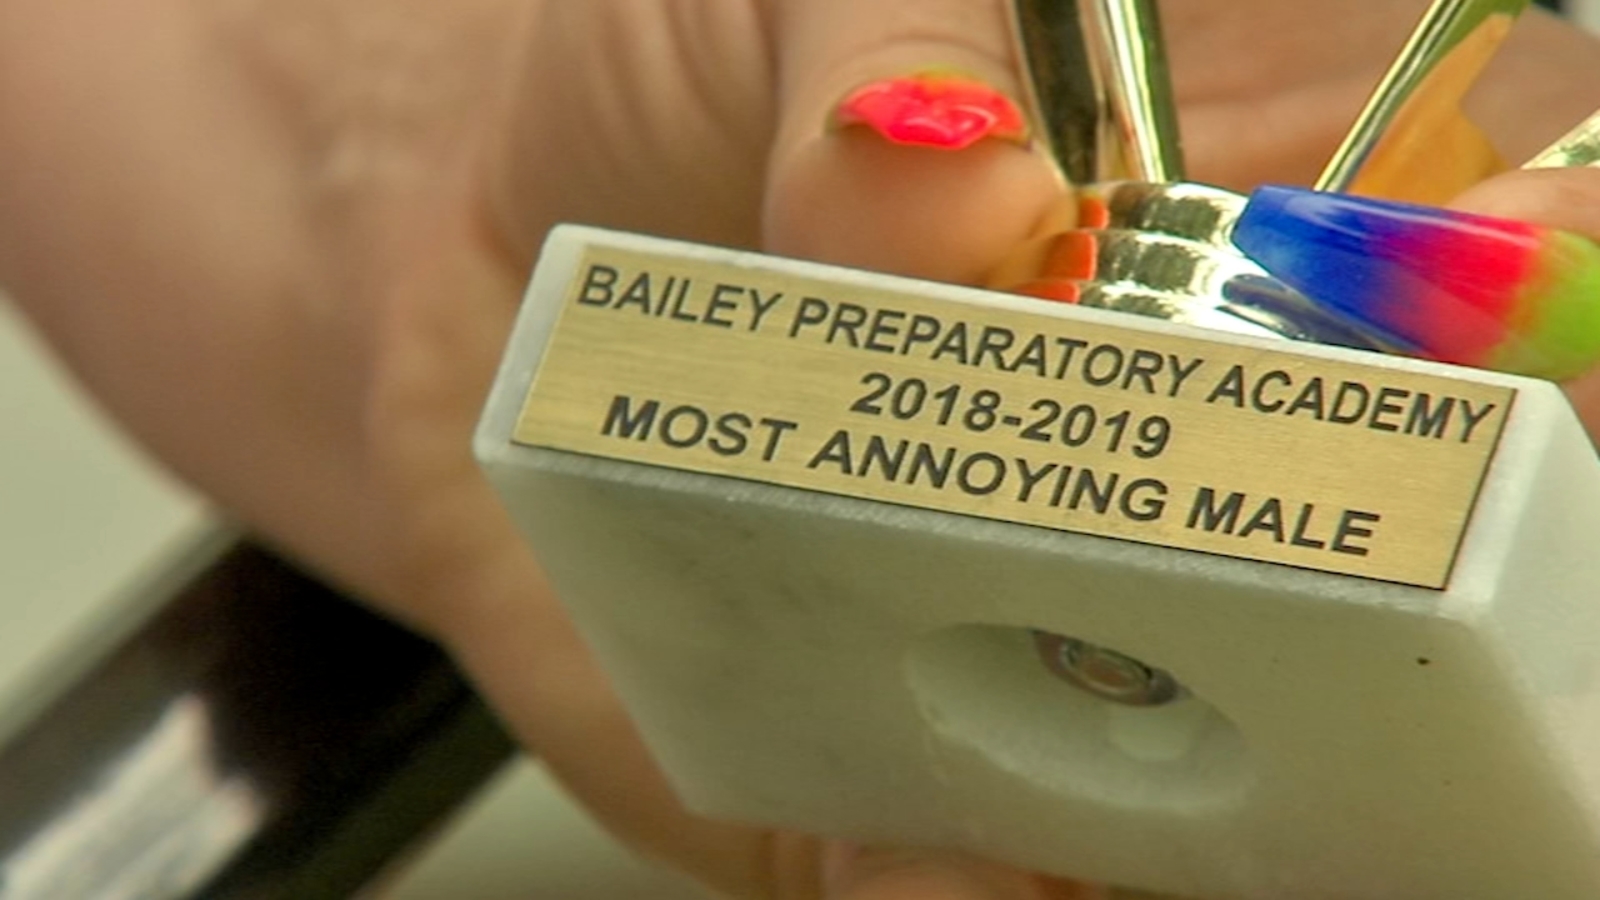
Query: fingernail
[
  {"left": 1232, "top": 185, "right": 1600, "bottom": 380},
  {"left": 832, "top": 70, "right": 1029, "bottom": 150}
]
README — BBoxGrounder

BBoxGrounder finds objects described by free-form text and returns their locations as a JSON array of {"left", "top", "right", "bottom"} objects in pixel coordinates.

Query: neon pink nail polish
[{"left": 833, "top": 72, "right": 1028, "bottom": 151}]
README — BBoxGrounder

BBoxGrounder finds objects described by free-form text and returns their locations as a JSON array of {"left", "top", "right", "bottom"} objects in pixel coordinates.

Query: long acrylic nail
[
  {"left": 1232, "top": 185, "right": 1600, "bottom": 380},
  {"left": 832, "top": 71, "right": 1028, "bottom": 150}
]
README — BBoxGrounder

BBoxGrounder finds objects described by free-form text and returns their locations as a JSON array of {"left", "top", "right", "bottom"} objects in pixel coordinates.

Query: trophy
[{"left": 475, "top": 2, "right": 1600, "bottom": 897}]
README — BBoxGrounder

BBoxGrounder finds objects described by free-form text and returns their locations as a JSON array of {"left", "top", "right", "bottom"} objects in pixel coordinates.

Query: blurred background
[
  {"left": 5, "top": 5, "right": 1600, "bottom": 896},
  {"left": 0, "top": 298, "right": 707, "bottom": 899}
]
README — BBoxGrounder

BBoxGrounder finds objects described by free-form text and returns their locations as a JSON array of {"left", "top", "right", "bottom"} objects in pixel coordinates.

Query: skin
[{"left": 3, "top": 1, "right": 1600, "bottom": 897}]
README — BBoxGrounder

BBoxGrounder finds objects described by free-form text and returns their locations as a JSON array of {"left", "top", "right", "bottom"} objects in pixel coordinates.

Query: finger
[
  {"left": 488, "top": 0, "right": 775, "bottom": 264},
  {"left": 823, "top": 844, "right": 1106, "bottom": 900},
  {"left": 763, "top": 0, "right": 1062, "bottom": 284},
  {"left": 1448, "top": 166, "right": 1600, "bottom": 237}
]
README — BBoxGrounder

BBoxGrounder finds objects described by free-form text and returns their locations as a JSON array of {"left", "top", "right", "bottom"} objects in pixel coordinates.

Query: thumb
[
  {"left": 821, "top": 844, "right": 1106, "bottom": 900},
  {"left": 762, "top": 0, "right": 1063, "bottom": 284},
  {"left": 1447, "top": 166, "right": 1600, "bottom": 238}
]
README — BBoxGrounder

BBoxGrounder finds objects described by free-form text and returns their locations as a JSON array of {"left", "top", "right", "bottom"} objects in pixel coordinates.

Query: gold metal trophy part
[
  {"left": 1000, "top": 2, "right": 1314, "bottom": 342},
  {"left": 1525, "top": 108, "right": 1600, "bottom": 169},
  {"left": 993, "top": 0, "right": 1534, "bottom": 349},
  {"left": 515, "top": 244, "right": 1511, "bottom": 589},
  {"left": 1009, "top": 0, "right": 1183, "bottom": 184},
  {"left": 1317, "top": 0, "right": 1526, "bottom": 202}
]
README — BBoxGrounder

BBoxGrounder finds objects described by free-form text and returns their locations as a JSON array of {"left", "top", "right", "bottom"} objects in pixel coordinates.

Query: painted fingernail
[
  {"left": 832, "top": 71, "right": 1028, "bottom": 150},
  {"left": 1232, "top": 185, "right": 1600, "bottom": 380}
]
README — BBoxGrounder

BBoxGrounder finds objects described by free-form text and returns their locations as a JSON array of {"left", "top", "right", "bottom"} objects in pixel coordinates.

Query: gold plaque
[{"left": 514, "top": 246, "right": 1514, "bottom": 589}]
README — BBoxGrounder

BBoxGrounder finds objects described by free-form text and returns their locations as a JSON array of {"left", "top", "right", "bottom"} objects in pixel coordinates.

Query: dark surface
[{"left": 0, "top": 540, "right": 516, "bottom": 899}]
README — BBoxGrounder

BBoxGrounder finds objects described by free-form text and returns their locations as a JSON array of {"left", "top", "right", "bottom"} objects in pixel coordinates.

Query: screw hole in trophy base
[{"left": 904, "top": 624, "right": 1255, "bottom": 813}]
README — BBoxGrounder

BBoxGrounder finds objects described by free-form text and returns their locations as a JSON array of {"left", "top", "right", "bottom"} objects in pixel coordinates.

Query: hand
[{"left": 3, "top": 2, "right": 1600, "bottom": 898}]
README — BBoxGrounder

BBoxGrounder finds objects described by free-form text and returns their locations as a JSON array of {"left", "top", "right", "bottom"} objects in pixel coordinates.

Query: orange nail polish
[{"left": 832, "top": 71, "right": 1028, "bottom": 150}]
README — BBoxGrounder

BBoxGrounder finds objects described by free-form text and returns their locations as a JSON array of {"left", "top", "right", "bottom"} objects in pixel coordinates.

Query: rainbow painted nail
[
  {"left": 1232, "top": 186, "right": 1600, "bottom": 380},
  {"left": 832, "top": 71, "right": 1027, "bottom": 150}
]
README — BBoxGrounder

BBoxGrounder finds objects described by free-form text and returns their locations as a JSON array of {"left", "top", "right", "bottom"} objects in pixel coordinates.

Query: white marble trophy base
[{"left": 478, "top": 227, "right": 1600, "bottom": 900}]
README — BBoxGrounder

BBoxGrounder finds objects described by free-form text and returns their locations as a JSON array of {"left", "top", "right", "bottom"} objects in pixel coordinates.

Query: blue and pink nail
[{"left": 1232, "top": 186, "right": 1600, "bottom": 381}]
